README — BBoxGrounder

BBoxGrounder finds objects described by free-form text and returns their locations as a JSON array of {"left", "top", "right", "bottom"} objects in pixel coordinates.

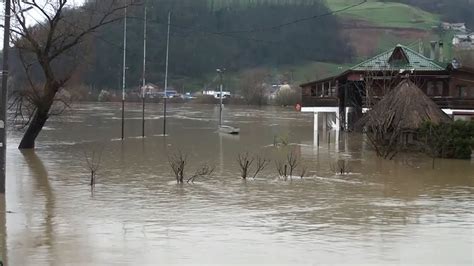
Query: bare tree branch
[
  {"left": 168, "top": 151, "right": 187, "bottom": 184},
  {"left": 237, "top": 152, "right": 254, "bottom": 179},
  {"left": 252, "top": 156, "right": 268, "bottom": 179},
  {"left": 187, "top": 164, "right": 215, "bottom": 183}
]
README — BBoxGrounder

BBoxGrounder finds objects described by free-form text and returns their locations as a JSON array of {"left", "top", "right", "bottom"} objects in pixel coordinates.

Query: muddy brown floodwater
[{"left": 0, "top": 102, "right": 473, "bottom": 265}]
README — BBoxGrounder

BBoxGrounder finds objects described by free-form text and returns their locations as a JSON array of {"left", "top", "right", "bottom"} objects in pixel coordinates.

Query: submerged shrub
[{"left": 419, "top": 120, "right": 474, "bottom": 159}]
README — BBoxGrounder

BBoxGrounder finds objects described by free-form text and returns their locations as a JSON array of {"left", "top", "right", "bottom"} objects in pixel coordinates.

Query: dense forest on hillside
[
  {"left": 10, "top": 0, "right": 351, "bottom": 92},
  {"left": 393, "top": 0, "right": 474, "bottom": 29}
]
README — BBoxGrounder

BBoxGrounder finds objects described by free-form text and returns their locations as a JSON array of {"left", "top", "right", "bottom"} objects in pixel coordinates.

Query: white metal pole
[
  {"left": 142, "top": 4, "right": 147, "bottom": 90},
  {"left": 163, "top": 11, "right": 170, "bottom": 136},
  {"left": 0, "top": 0, "right": 11, "bottom": 194},
  {"left": 219, "top": 71, "right": 223, "bottom": 127},
  {"left": 121, "top": 5, "right": 127, "bottom": 140},
  {"left": 141, "top": 2, "right": 147, "bottom": 138}
]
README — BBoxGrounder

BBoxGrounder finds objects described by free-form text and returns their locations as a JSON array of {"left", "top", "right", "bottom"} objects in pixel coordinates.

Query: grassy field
[
  {"left": 210, "top": 0, "right": 440, "bottom": 30},
  {"left": 326, "top": 0, "right": 440, "bottom": 30},
  {"left": 209, "top": 0, "right": 320, "bottom": 9},
  {"left": 326, "top": 0, "right": 450, "bottom": 62}
]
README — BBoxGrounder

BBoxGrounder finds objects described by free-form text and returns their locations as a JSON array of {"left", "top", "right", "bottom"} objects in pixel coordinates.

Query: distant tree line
[{"left": 10, "top": 0, "right": 351, "bottom": 92}]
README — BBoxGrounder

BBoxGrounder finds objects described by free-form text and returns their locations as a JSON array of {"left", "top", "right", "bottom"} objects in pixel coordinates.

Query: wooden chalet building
[{"left": 300, "top": 44, "right": 474, "bottom": 131}]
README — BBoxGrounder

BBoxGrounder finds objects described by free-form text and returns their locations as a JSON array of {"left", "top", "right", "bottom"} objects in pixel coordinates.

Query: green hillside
[
  {"left": 10, "top": 0, "right": 453, "bottom": 91},
  {"left": 205, "top": 0, "right": 445, "bottom": 87},
  {"left": 326, "top": 0, "right": 440, "bottom": 29},
  {"left": 10, "top": 0, "right": 353, "bottom": 92}
]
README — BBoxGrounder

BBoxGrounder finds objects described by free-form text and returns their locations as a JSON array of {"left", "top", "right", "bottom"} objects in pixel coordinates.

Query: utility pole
[
  {"left": 141, "top": 1, "right": 147, "bottom": 138},
  {"left": 163, "top": 11, "right": 171, "bottom": 136},
  {"left": 0, "top": 0, "right": 11, "bottom": 194},
  {"left": 217, "top": 68, "right": 224, "bottom": 127},
  {"left": 121, "top": 4, "right": 127, "bottom": 141}
]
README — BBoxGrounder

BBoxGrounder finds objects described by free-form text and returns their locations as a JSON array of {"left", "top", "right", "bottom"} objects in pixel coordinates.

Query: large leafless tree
[{"left": 9, "top": 0, "right": 138, "bottom": 149}]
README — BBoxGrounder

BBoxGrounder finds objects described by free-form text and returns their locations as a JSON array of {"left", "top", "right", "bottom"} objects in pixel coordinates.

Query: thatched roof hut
[{"left": 356, "top": 79, "right": 452, "bottom": 131}]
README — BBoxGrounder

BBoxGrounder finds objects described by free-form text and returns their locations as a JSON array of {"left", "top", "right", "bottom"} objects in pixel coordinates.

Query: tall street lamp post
[{"left": 0, "top": 1, "right": 32, "bottom": 194}]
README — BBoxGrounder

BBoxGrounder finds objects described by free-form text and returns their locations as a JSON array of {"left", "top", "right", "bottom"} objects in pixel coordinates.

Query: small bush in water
[{"left": 419, "top": 120, "right": 474, "bottom": 159}]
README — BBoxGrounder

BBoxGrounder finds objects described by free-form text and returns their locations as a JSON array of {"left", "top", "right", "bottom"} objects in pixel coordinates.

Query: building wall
[
  {"left": 301, "top": 79, "right": 339, "bottom": 107},
  {"left": 301, "top": 71, "right": 474, "bottom": 113},
  {"left": 449, "top": 69, "right": 474, "bottom": 98}
]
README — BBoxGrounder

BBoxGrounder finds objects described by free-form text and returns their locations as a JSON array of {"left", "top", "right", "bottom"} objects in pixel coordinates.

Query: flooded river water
[{"left": 1, "top": 103, "right": 473, "bottom": 265}]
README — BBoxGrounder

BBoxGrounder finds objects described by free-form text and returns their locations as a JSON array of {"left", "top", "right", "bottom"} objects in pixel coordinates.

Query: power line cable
[{"left": 219, "top": 0, "right": 368, "bottom": 34}]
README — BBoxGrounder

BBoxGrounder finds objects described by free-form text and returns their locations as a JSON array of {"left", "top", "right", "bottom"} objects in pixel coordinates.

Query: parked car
[
  {"left": 149, "top": 90, "right": 178, "bottom": 98},
  {"left": 182, "top": 92, "right": 196, "bottom": 100}
]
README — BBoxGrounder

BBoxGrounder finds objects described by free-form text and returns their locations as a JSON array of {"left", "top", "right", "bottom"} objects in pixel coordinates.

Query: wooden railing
[
  {"left": 302, "top": 97, "right": 339, "bottom": 107},
  {"left": 361, "top": 97, "right": 474, "bottom": 109},
  {"left": 430, "top": 97, "right": 474, "bottom": 109},
  {"left": 304, "top": 96, "right": 474, "bottom": 110}
]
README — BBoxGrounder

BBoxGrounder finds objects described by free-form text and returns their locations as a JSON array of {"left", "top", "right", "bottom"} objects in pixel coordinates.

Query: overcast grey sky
[{"left": 1, "top": 0, "right": 87, "bottom": 44}]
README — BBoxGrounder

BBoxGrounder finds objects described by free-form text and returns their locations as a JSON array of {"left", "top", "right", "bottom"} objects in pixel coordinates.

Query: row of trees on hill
[{"left": 11, "top": 0, "right": 351, "bottom": 92}]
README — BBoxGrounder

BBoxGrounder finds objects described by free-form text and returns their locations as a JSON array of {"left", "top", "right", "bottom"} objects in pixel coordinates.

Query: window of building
[
  {"left": 427, "top": 81, "right": 443, "bottom": 96},
  {"left": 458, "top": 86, "right": 467, "bottom": 98},
  {"left": 317, "top": 84, "right": 323, "bottom": 97},
  {"left": 457, "top": 85, "right": 473, "bottom": 98},
  {"left": 330, "top": 84, "right": 336, "bottom": 96},
  {"left": 311, "top": 85, "right": 317, "bottom": 97},
  {"left": 427, "top": 82, "right": 433, "bottom": 95},
  {"left": 436, "top": 81, "right": 444, "bottom": 96}
]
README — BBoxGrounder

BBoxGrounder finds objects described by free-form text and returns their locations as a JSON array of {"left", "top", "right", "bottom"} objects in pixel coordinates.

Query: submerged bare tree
[
  {"left": 330, "top": 159, "right": 351, "bottom": 175},
  {"left": 9, "top": 0, "right": 137, "bottom": 149},
  {"left": 168, "top": 151, "right": 215, "bottom": 184},
  {"left": 364, "top": 108, "right": 403, "bottom": 160},
  {"left": 352, "top": 68, "right": 402, "bottom": 159},
  {"left": 275, "top": 160, "right": 287, "bottom": 179},
  {"left": 168, "top": 151, "right": 187, "bottom": 184},
  {"left": 187, "top": 164, "right": 215, "bottom": 183},
  {"left": 299, "top": 165, "right": 307, "bottom": 179},
  {"left": 252, "top": 156, "right": 268, "bottom": 179},
  {"left": 237, "top": 152, "right": 268, "bottom": 179},
  {"left": 84, "top": 147, "right": 104, "bottom": 187},
  {"left": 286, "top": 151, "right": 298, "bottom": 177},
  {"left": 359, "top": 68, "right": 401, "bottom": 108},
  {"left": 237, "top": 152, "right": 254, "bottom": 179},
  {"left": 275, "top": 150, "right": 300, "bottom": 180}
]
